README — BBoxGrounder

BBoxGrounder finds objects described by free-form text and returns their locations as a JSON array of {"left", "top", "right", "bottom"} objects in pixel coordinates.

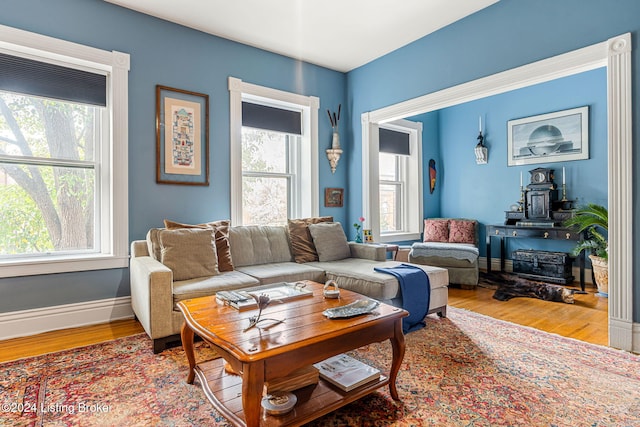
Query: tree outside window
[
  {"left": 0, "top": 92, "right": 99, "bottom": 255},
  {"left": 241, "top": 127, "right": 298, "bottom": 225}
]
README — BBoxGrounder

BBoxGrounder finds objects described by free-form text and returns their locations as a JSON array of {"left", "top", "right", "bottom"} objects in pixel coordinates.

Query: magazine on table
[
  {"left": 313, "top": 354, "right": 380, "bottom": 392},
  {"left": 216, "top": 282, "right": 313, "bottom": 310}
]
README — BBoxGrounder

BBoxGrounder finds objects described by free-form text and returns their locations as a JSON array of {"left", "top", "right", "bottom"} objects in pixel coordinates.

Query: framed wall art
[
  {"left": 156, "top": 85, "right": 209, "bottom": 185},
  {"left": 324, "top": 187, "right": 344, "bottom": 207},
  {"left": 507, "top": 106, "right": 589, "bottom": 166}
]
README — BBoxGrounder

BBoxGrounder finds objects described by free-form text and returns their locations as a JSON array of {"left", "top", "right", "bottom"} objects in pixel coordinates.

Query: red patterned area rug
[{"left": 2, "top": 307, "right": 639, "bottom": 426}]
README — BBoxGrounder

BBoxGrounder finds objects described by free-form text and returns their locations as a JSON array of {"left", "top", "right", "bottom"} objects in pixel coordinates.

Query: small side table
[
  {"left": 384, "top": 244, "right": 399, "bottom": 260},
  {"left": 395, "top": 246, "right": 411, "bottom": 262}
]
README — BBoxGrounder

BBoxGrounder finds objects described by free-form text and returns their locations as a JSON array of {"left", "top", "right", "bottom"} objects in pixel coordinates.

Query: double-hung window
[
  {"left": 362, "top": 119, "right": 423, "bottom": 242},
  {"left": 379, "top": 150, "right": 407, "bottom": 233},
  {"left": 241, "top": 102, "right": 302, "bottom": 225},
  {"left": 229, "top": 77, "right": 319, "bottom": 226},
  {"left": 0, "top": 25, "right": 129, "bottom": 277}
]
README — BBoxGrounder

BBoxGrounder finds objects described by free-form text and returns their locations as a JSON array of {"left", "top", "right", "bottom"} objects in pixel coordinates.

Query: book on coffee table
[
  {"left": 313, "top": 354, "right": 380, "bottom": 392},
  {"left": 216, "top": 282, "right": 313, "bottom": 311}
]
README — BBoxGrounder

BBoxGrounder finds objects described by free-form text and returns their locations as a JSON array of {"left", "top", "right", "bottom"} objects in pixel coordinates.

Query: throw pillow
[
  {"left": 287, "top": 216, "right": 333, "bottom": 263},
  {"left": 308, "top": 222, "right": 351, "bottom": 262},
  {"left": 163, "top": 219, "right": 234, "bottom": 271},
  {"left": 158, "top": 228, "right": 219, "bottom": 281},
  {"left": 423, "top": 219, "right": 450, "bottom": 242},
  {"left": 449, "top": 219, "right": 476, "bottom": 244},
  {"left": 146, "top": 228, "right": 164, "bottom": 260}
]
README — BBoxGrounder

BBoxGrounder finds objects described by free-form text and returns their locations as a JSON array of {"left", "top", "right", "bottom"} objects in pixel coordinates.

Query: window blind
[
  {"left": 379, "top": 128, "right": 410, "bottom": 155},
  {"left": 242, "top": 101, "right": 302, "bottom": 135},
  {"left": 0, "top": 53, "right": 107, "bottom": 107}
]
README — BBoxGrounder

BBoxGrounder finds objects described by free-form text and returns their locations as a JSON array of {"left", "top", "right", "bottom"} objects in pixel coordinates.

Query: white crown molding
[{"left": 0, "top": 297, "right": 134, "bottom": 341}]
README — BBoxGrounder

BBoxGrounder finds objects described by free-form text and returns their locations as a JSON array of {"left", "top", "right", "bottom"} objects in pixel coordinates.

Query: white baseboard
[{"left": 0, "top": 296, "right": 134, "bottom": 341}]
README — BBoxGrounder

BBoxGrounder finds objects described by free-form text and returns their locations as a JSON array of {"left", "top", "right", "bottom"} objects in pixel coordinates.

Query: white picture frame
[{"left": 507, "top": 106, "right": 589, "bottom": 166}]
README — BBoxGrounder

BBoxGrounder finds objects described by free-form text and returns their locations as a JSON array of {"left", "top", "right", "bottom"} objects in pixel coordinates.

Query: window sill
[{"left": 0, "top": 254, "right": 130, "bottom": 278}]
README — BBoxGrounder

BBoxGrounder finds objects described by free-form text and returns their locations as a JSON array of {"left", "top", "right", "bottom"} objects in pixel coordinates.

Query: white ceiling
[{"left": 105, "top": 0, "right": 499, "bottom": 72}]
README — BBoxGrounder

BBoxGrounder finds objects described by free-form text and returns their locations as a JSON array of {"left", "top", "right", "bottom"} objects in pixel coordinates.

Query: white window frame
[
  {"left": 229, "top": 77, "right": 319, "bottom": 225},
  {"left": 0, "top": 24, "right": 129, "bottom": 278},
  {"left": 363, "top": 119, "right": 423, "bottom": 243}
]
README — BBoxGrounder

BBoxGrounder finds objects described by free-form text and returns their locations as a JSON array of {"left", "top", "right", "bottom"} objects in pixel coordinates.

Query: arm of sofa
[
  {"left": 348, "top": 242, "right": 386, "bottom": 261},
  {"left": 129, "top": 255, "right": 174, "bottom": 340},
  {"left": 131, "top": 240, "right": 150, "bottom": 258}
]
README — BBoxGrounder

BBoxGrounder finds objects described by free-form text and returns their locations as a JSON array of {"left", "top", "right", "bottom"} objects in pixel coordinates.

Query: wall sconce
[
  {"left": 326, "top": 147, "right": 342, "bottom": 174},
  {"left": 475, "top": 116, "right": 488, "bottom": 164}
]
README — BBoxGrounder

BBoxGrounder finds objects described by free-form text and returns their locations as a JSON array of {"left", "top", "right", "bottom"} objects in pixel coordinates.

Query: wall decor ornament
[
  {"left": 326, "top": 104, "right": 342, "bottom": 173},
  {"left": 156, "top": 85, "right": 209, "bottom": 185},
  {"left": 324, "top": 187, "right": 344, "bottom": 207},
  {"left": 475, "top": 115, "right": 488, "bottom": 164},
  {"left": 507, "top": 106, "right": 589, "bottom": 166},
  {"left": 429, "top": 159, "right": 437, "bottom": 194}
]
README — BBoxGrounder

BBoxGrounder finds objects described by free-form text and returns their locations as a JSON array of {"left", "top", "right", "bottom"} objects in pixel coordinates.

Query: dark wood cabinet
[
  {"left": 526, "top": 189, "right": 559, "bottom": 219},
  {"left": 486, "top": 224, "right": 585, "bottom": 291}
]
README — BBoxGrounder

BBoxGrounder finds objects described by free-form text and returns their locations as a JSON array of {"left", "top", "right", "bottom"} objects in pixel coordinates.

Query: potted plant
[{"left": 563, "top": 204, "right": 608, "bottom": 296}]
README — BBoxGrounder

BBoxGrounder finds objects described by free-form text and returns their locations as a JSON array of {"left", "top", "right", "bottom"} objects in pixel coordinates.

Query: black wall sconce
[{"left": 475, "top": 116, "right": 488, "bottom": 164}]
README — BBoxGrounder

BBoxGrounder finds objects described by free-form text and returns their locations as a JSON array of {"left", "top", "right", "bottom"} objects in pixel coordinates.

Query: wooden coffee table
[{"left": 177, "top": 280, "right": 408, "bottom": 427}]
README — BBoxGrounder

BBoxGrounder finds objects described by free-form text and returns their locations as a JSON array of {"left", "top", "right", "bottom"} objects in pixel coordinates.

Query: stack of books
[
  {"left": 216, "top": 282, "right": 313, "bottom": 311},
  {"left": 264, "top": 365, "right": 320, "bottom": 394},
  {"left": 313, "top": 354, "right": 380, "bottom": 392}
]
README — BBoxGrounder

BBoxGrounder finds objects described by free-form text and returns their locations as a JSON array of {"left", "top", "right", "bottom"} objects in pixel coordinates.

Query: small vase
[
  {"left": 331, "top": 130, "right": 341, "bottom": 149},
  {"left": 355, "top": 232, "right": 362, "bottom": 243}
]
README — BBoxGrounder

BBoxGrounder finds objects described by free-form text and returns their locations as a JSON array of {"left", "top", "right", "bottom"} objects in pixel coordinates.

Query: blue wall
[
  {"left": 1, "top": 0, "right": 639, "bottom": 323},
  {"left": 0, "top": 0, "right": 347, "bottom": 312},
  {"left": 438, "top": 68, "right": 607, "bottom": 258},
  {"left": 401, "top": 69, "right": 606, "bottom": 259},
  {"left": 347, "top": 0, "right": 640, "bottom": 318}
]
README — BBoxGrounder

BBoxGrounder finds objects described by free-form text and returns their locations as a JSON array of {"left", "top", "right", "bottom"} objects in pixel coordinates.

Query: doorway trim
[{"left": 362, "top": 33, "right": 633, "bottom": 351}]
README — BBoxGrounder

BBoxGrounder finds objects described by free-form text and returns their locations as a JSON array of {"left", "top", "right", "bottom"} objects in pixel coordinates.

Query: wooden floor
[
  {"left": 448, "top": 285, "right": 609, "bottom": 346},
  {"left": 0, "top": 285, "right": 609, "bottom": 363}
]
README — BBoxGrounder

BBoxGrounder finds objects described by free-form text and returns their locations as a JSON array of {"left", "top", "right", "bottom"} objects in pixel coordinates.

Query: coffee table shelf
[{"left": 195, "top": 357, "right": 390, "bottom": 427}]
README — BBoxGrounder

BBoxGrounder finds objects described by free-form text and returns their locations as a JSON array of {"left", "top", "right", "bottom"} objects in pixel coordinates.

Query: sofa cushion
[
  {"left": 410, "top": 254, "right": 477, "bottom": 268},
  {"left": 448, "top": 219, "right": 476, "bottom": 244},
  {"left": 287, "top": 216, "right": 333, "bottom": 263},
  {"left": 411, "top": 242, "right": 479, "bottom": 262},
  {"left": 236, "top": 262, "right": 325, "bottom": 285},
  {"left": 307, "top": 259, "right": 448, "bottom": 301},
  {"left": 229, "top": 225, "right": 293, "bottom": 267},
  {"left": 308, "top": 222, "right": 351, "bottom": 262},
  {"left": 423, "top": 219, "right": 450, "bottom": 242},
  {"left": 164, "top": 219, "right": 234, "bottom": 271},
  {"left": 172, "top": 271, "right": 260, "bottom": 308},
  {"left": 159, "top": 228, "right": 219, "bottom": 281}
]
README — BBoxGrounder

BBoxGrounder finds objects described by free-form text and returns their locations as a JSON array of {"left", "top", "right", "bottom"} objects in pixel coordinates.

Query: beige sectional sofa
[{"left": 130, "top": 221, "right": 448, "bottom": 353}]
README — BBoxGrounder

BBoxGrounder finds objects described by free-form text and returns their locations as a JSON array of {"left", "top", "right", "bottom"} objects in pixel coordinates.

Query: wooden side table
[{"left": 385, "top": 244, "right": 399, "bottom": 260}]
